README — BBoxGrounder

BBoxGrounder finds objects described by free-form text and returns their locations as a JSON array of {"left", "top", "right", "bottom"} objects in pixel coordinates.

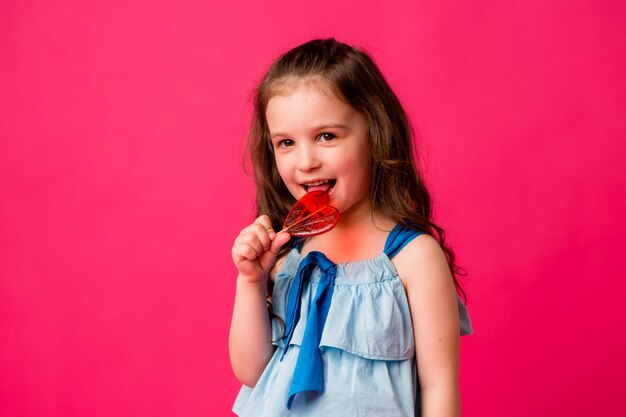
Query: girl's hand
[{"left": 232, "top": 215, "right": 291, "bottom": 283}]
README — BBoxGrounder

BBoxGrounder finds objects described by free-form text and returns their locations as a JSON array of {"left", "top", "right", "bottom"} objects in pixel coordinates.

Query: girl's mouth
[{"left": 303, "top": 179, "right": 336, "bottom": 194}]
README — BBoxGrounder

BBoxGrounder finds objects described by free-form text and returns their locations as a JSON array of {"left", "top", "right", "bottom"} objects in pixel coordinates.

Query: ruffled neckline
[{"left": 276, "top": 248, "right": 400, "bottom": 286}]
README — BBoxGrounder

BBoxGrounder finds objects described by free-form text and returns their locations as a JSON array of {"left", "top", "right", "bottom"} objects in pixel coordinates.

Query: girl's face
[{"left": 266, "top": 84, "right": 371, "bottom": 218}]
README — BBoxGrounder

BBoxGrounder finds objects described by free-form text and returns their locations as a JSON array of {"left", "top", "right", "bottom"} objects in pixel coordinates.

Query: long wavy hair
[{"left": 246, "top": 38, "right": 467, "bottom": 313}]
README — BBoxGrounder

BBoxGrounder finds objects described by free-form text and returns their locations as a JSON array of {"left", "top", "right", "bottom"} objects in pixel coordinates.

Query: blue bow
[{"left": 280, "top": 251, "right": 337, "bottom": 409}]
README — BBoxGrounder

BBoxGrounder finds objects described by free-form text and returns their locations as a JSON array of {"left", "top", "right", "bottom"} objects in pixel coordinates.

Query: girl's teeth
[{"left": 305, "top": 180, "right": 333, "bottom": 193}]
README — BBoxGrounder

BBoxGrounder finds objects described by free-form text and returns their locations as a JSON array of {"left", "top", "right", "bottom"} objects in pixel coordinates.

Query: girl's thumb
[
  {"left": 269, "top": 232, "right": 291, "bottom": 254},
  {"left": 258, "top": 232, "right": 291, "bottom": 273}
]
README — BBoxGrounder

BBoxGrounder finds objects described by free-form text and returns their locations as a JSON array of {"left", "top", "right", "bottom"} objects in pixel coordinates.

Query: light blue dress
[{"left": 233, "top": 225, "right": 473, "bottom": 416}]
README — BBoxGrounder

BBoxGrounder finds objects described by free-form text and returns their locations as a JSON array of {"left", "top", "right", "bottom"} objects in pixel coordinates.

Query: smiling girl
[{"left": 229, "top": 38, "right": 472, "bottom": 417}]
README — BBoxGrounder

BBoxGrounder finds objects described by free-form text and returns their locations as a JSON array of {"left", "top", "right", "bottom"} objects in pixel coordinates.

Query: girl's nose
[{"left": 296, "top": 143, "right": 321, "bottom": 172}]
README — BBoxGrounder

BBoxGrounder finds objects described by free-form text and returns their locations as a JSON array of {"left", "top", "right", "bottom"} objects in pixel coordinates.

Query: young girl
[{"left": 229, "top": 38, "right": 472, "bottom": 417}]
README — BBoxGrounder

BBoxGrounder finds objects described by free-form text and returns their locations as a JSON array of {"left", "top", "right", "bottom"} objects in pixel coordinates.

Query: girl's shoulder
[
  {"left": 389, "top": 233, "right": 450, "bottom": 288},
  {"left": 393, "top": 232, "right": 441, "bottom": 257}
]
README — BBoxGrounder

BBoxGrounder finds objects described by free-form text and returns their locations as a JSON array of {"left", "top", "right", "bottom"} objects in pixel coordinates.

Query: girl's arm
[
  {"left": 393, "top": 234, "right": 462, "bottom": 417},
  {"left": 229, "top": 215, "right": 290, "bottom": 387}
]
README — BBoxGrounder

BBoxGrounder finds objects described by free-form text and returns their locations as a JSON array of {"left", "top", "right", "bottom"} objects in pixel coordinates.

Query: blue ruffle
[{"left": 271, "top": 249, "right": 472, "bottom": 361}]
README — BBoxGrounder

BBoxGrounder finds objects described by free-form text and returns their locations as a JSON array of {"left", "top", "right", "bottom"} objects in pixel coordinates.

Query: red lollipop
[{"left": 280, "top": 190, "right": 340, "bottom": 237}]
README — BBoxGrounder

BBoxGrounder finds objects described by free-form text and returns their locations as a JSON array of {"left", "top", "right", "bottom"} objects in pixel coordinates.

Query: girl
[{"left": 229, "top": 38, "right": 472, "bottom": 417}]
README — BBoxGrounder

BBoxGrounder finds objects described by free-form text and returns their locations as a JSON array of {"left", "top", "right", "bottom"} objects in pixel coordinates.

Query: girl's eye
[
  {"left": 277, "top": 139, "right": 294, "bottom": 148},
  {"left": 319, "top": 132, "right": 336, "bottom": 142}
]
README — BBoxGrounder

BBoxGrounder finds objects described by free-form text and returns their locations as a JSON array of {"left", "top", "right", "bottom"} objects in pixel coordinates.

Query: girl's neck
[{"left": 300, "top": 195, "right": 395, "bottom": 263}]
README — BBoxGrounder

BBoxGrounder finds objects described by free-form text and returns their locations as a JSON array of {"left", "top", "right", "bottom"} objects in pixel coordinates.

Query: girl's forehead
[{"left": 267, "top": 86, "right": 353, "bottom": 123}]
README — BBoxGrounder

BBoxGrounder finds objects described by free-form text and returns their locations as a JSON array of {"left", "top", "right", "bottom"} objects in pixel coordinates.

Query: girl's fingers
[
  {"left": 233, "top": 242, "right": 259, "bottom": 262},
  {"left": 254, "top": 215, "right": 276, "bottom": 240},
  {"left": 248, "top": 223, "right": 272, "bottom": 252},
  {"left": 234, "top": 231, "right": 264, "bottom": 260},
  {"left": 258, "top": 232, "right": 291, "bottom": 272},
  {"left": 232, "top": 215, "right": 286, "bottom": 280},
  {"left": 232, "top": 216, "right": 276, "bottom": 262}
]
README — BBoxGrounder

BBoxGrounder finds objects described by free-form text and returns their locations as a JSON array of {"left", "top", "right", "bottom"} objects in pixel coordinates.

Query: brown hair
[{"left": 247, "top": 38, "right": 467, "bottom": 308}]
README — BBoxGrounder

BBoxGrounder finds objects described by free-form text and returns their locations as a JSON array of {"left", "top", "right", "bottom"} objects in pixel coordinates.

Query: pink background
[{"left": 2, "top": 0, "right": 625, "bottom": 416}]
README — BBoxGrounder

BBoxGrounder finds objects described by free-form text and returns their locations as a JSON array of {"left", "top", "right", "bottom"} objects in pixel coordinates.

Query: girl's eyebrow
[
  {"left": 312, "top": 123, "right": 350, "bottom": 130},
  {"left": 270, "top": 123, "right": 350, "bottom": 138}
]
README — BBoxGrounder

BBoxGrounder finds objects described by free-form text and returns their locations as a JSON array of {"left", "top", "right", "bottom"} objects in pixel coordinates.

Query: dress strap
[
  {"left": 292, "top": 237, "right": 305, "bottom": 252},
  {"left": 385, "top": 224, "right": 475, "bottom": 336},
  {"left": 384, "top": 224, "right": 426, "bottom": 259}
]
